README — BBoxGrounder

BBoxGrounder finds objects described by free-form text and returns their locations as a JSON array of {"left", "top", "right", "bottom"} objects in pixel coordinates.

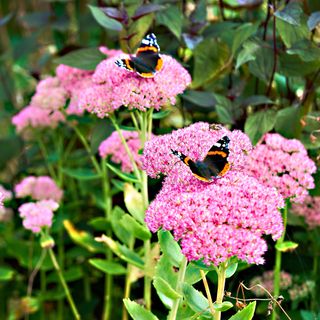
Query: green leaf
[
  {"left": 245, "top": 109, "right": 277, "bottom": 145},
  {"left": 228, "top": 301, "right": 256, "bottom": 320},
  {"left": 225, "top": 263, "right": 238, "bottom": 278},
  {"left": 106, "top": 162, "right": 139, "bottom": 183},
  {"left": 88, "top": 5, "right": 122, "bottom": 31},
  {"left": 275, "top": 105, "right": 302, "bottom": 138},
  {"left": 89, "top": 259, "right": 127, "bottom": 275},
  {"left": 232, "top": 22, "right": 259, "bottom": 54},
  {"left": 88, "top": 217, "right": 109, "bottom": 231},
  {"left": 120, "top": 214, "right": 151, "bottom": 241},
  {"left": 182, "top": 283, "right": 211, "bottom": 318},
  {"left": 307, "top": 11, "right": 320, "bottom": 30},
  {"left": 0, "top": 135, "right": 23, "bottom": 170},
  {"left": 275, "top": 241, "right": 298, "bottom": 252},
  {"left": 62, "top": 168, "right": 101, "bottom": 180},
  {"left": 213, "top": 301, "right": 233, "bottom": 312},
  {"left": 111, "top": 206, "right": 133, "bottom": 246},
  {"left": 64, "top": 220, "right": 105, "bottom": 253},
  {"left": 287, "top": 39, "right": 320, "bottom": 62},
  {"left": 185, "top": 263, "right": 203, "bottom": 285},
  {"left": 183, "top": 90, "right": 216, "bottom": 108},
  {"left": 0, "top": 266, "right": 15, "bottom": 281},
  {"left": 123, "top": 299, "right": 159, "bottom": 320},
  {"left": 274, "top": 2, "right": 303, "bottom": 26},
  {"left": 276, "top": 16, "right": 309, "bottom": 48},
  {"left": 152, "top": 110, "right": 171, "bottom": 119},
  {"left": 153, "top": 276, "right": 181, "bottom": 300},
  {"left": 240, "top": 95, "right": 274, "bottom": 107},
  {"left": 96, "top": 235, "right": 144, "bottom": 269},
  {"left": 248, "top": 46, "right": 273, "bottom": 83},
  {"left": 156, "top": 5, "right": 183, "bottom": 39},
  {"left": 158, "top": 230, "right": 183, "bottom": 266},
  {"left": 54, "top": 48, "right": 105, "bottom": 70},
  {"left": 123, "top": 183, "right": 145, "bottom": 224},
  {"left": 192, "top": 39, "right": 230, "bottom": 88},
  {"left": 47, "top": 266, "right": 83, "bottom": 283},
  {"left": 213, "top": 94, "right": 234, "bottom": 124},
  {"left": 235, "top": 40, "right": 260, "bottom": 69}
]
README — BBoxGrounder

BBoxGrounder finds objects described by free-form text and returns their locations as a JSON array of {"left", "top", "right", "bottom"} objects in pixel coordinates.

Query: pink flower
[
  {"left": 79, "top": 54, "right": 191, "bottom": 118},
  {"left": 18, "top": 200, "right": 59, "bottom": 233},
  {"left": 15, "top": 176, "right": 63, "bottom": 202},
  {"left": 0, "top": 185, "right": 12, "bottom": 201},
  {"left": 291, "top": 196, "right": 320, "bottom": 228},
  {"left": 99, "top": 130, "right": 143, "bottom": 173},
  {"left": 245, "top": 133, "right": 316, "bottom": 203},
  {"left": 31, "top": 77, "right": 68, "bottom": 111},
  {"left": 145, "top": 170, "right": 284, "bottom": 266},
  {"left": 0, "top": 185, "right": 13, "bottom": 222},
  {"left": 56, "top": 64, "right": 94, "bottom": 115},
  {"left": 250, "top": 271, "right": 292, "bottom": 296},
  {"left": 142, "top": 122, "right": 252, "bottom": 181},
  {"left": 12, "top": 105, "right": 65, "bottom": 134},
  {"left": 99, "top": 46, "right": 123, "bottom": 58},
  {"left": 0, "top": 193, "right": 3, "bottom": 209}
]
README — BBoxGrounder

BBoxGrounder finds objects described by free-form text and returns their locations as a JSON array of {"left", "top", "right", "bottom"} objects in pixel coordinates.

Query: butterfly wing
[
  {"left": 133, "top": 33, "right": 163, "bottom": 78},
  {"left": 115, "top": 58, "right": 136, "bottom": 72},
  {"left": 202, "top": 136, "right": 230, "bottom": 178}
]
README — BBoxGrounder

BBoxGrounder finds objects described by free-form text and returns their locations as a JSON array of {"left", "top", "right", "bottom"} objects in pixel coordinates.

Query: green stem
[
  {"left": 70, "top": 124, "right": 102, "bottom": 174},
  {"left": 101, "top": 160, "right": 113, "bottom": 320},
  {"left": 40, "top": 269, "right": 46, "bottom": 320},
  {"left": 200, "top": 270, "right": 215, "bottom": 316},
  {"left": 214, "top": 263, "right": 227, "bottom": 320},
  {"left": 168, "top": 256, "right": 188, "bottom": 320},
  {"left": 48, "top": 248, "right": 81, "bottom": 320},
  {"left": 272, "top": 200, "right": 289, "bottom": 320},
  {"left": 311, "top": 232, "right": 319, "bottom": 312},
  {"left": 37, "top": 137, "right": 58, "bottom": 180},
  {"left": 109, "top": 115, "right": 141, "bottom": 181}
]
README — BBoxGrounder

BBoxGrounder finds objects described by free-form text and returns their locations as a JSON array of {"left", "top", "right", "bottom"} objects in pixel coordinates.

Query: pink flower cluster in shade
[
  {"left": 142, "top": 122, "right": 252, "bottom": 181},
  {"left": 99, "top": 46, "right": 123, "bottom": 58},
  {"left": 18, "top": 200, "right": 59, "bottom": 233},
  {"left": 79, "top": 54, "right": 191, "bottom": 118},
  {"left": 99, "top": 130, "right": 143, "bottom": 173},
  {"left": 15, "top": 176, "right": 63, "bottom": 202},
  {"left": 244, "top": 133, "right": 316, "bottom": 203},
  {"left": 0, "top": 185, "right": 13, "bottom": 222},
  {"left": 143, "top": 123, "right": 284, "bottom": 266},
  {"left": 12, "top": 105, "right": 65, "bottom": 134},
  {"left": 56, "top": 65, "right": 93, "bottom": 115},
  {"left": 249, "top": 271, "right": 292, "bottom": 296},
  {"left": 291, "top": 195, "right": 320, "bottom": 229},
  {"left": 0, "top": 193, "right": 3, "bottom": 209}
]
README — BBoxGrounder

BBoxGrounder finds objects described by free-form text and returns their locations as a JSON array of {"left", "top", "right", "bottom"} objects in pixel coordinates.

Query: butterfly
[
  {"left": 171, "top": 136, "right": 231, "bottom": 182},
  {"left": 115, "top": 33, "right": 163, "bottom": 78}
]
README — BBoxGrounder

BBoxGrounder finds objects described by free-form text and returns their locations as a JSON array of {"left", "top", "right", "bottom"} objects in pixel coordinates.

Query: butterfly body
[
  {"left": 171, "top": 136, "right": 231, "bottom": 182},
  {"left": 115, "top": 33, "right": 163, "bottom": 78}
]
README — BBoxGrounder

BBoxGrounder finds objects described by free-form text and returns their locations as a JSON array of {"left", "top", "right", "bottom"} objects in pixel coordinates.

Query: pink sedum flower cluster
[
  {"left": 99, "top": 46, "right": 123, "bottom": 58},
  {"left": 18, "top": 200, "right": 59, "bottom": 233},
  {"left": 99, "top": 130, "right": 142, "bottom": 173},
  {"left": 250, "top": 270, "right": 292, "bottom": 296},
  {"left": 0, "top": 185, "right": 13, "bottom": 222},
  {"left": 245, "top": 133, "right": 316, "bottom": 203},
  {"left": 291, "top": 195, "right": 320, "bottom": 228},
  {"left": 12, "top": 105, "right": 65, "bottom": 134},
  {"left": 15, "top": 176, "right": 63, "bottom": 202},
  {"left": 56, "top": 64, "right": 93, "bottom": 115},
  {"left": 79, "top": 55, "right": 191, "bottom": 118},
  {"left": 143, "top": 123, "right": 284, "bottom": 266}
]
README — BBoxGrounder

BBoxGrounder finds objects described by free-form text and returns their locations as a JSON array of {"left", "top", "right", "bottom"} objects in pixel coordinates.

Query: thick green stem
[
  {"left": 168, "top": 256, "right": 188, "bottom": 320},
  {"left": 272, "top": 200, "right": 288, "bottom": 320},
  {"left": 214, "top": 263, "right": 227, "bottom": 320},
  {"left": 101, "top": 160, "right": 113, "bottom": 320},
  {"left": 48, "top": 249, "right": 81, "bottom": 320}
]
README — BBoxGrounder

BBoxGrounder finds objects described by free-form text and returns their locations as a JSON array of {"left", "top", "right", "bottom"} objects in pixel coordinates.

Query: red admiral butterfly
[
  {"left": 115, "top": 33, "right": 163, "bottom": 78},
  {"left": 171, "top": 136, "right": 231, "bottom": 182}
]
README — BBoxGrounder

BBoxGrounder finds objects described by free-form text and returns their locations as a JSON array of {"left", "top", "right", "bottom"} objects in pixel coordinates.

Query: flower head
[
  {"left": 56, "top": 64, "right": 94, "bottom": 115},
  {"left": 15, "top": 176, "right": 63, "bottom": 202},
  {"left": 245, "top": 133, "right": 316, "bottom": 203},
  {"left": 142, "top": 122, "right": 252, "bottom": 181},
  {"left": 291, "top": 195, "right": 320, "bottom": 228},
  {"left": 12, "top": 105, "right": 65, "bottom": 134},
  {"left": 99, "top": 130, "right": 143, "bottom": 173},
  {"left": 19, "top": 200, "right": 59, "bottom": 233},
  {"left": 0, "top": 185, "right": 13, "bottom": 222},
  {"left": 146, "top": 170, "right": 284, "bottom": 266},
  {"left": 250, "top": 271, "right": 292, "bottom": 296},
  {"left": 79, "top": 54, "right": 191, "bottom": 118}
]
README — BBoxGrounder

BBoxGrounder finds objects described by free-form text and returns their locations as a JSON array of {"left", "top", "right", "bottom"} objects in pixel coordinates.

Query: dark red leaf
[{"left": 131, "top": 4, "right": 164, "bottom": 21}]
